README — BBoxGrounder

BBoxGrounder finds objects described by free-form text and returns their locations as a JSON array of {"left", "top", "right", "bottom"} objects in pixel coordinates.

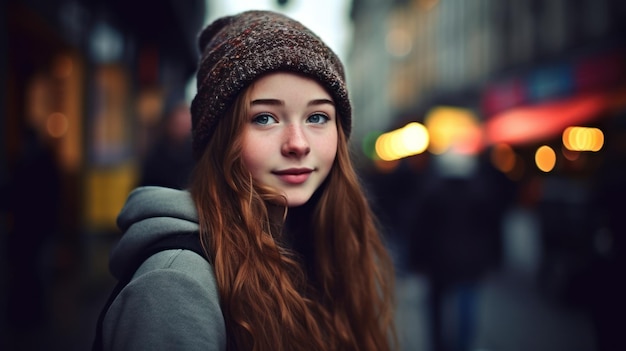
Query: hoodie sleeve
[{"left": 103, "top": 249, "right": 226, "bottom": 351}]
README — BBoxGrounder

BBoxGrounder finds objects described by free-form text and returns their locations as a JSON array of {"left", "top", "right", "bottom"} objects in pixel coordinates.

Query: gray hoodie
[{"left": 103, "top": 186, "right": 226, "bottom": 351}]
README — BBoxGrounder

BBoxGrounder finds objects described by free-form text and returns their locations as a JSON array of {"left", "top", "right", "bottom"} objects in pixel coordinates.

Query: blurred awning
[
  {"left": 484, "top": 89, "right": 626, "bottom": 146},
  {"left": 481, "top": 48, "right": 626, "bottom": 147}
]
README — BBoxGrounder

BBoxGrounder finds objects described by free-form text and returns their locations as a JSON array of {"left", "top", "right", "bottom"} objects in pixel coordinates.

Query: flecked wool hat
[{"left": 190, "top": 10, "right": 352, "bottom": 160}]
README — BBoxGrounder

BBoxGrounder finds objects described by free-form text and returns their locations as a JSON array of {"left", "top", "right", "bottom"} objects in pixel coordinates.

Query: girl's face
[{"left": 242, "top": 72, "right": 338, "bottom": 207}]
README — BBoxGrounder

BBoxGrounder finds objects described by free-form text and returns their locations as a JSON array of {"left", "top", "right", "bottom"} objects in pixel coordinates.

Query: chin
[{"left": 285, "top": 193, "right": 314, "bottom": 207}]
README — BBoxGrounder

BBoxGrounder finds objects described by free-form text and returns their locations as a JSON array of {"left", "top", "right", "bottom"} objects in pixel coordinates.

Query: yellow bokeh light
[
  {"left": 401, "top": 122, "right": 429, "bottom": 154},
  {"left": 375, "top": 133, "right": 395, "bottom": 161},
  {"left": 591, "top": 128, "right": 604, "bottom": 151},
  {"left": 562, "top": 126, "right": 604, "bottom": 152},
  {"left": 375, "top": 122, "right": 429, "bottom": 161},
  {"left": 535, "top": 145, "right": 556, "bottom": 172},
  {"left": 424, "top": 106, "right": 481, "bottom": 155}
]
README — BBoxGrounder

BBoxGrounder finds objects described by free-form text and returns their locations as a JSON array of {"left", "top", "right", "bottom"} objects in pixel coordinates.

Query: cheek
[
  {"left": 319, "top": 132, "right": 338, "bottom": 169},
  {"left": 241, "top": 135, "right": 265, "bottom": 177}
]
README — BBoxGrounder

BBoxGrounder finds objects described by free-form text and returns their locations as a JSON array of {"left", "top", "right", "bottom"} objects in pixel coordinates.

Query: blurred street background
[{"left": 2, "top": 0, "right": 626, "bottom": 350}]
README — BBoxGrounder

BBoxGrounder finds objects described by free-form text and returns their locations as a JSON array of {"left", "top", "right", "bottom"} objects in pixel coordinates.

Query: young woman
[{"left": 100, "top": 10, "right": 396, "bottom": 351}]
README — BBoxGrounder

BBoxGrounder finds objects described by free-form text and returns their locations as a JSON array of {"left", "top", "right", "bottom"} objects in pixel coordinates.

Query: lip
[{"left": 273, "top": 168, "right": 314, "bottom": 185}]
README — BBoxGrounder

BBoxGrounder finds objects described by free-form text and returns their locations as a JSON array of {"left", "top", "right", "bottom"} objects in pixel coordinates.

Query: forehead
[{"left": 248, "top": 72, "right": 333, "bottom": 100}]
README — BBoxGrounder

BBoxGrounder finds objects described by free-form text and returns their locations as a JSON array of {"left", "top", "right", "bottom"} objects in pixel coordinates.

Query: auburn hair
[{"left": 189, "top": 79, "right": 396, "bottom": 351}]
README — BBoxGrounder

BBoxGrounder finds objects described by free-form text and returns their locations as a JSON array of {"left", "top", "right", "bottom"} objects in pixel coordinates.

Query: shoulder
[
  {"left": 134, "top": 248, "right": 215, "bottom": 286},
  {"left": 103, "top": 249, "right": 226, "bottom": 351},
  {"left": 111, "top": 186, "right": 200, "bottom": 279}
]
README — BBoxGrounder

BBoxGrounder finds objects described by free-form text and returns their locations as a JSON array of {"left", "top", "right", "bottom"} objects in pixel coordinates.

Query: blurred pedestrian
[
  {"left": 139, "top": 100, "right": 194, "bottom": 189},
  {"left": 95, "top": 10, "right": 396, "bottom": 351},
  {"left": 409, "top": 158, "right": 504, "bottom": 351},
  {"left": 588, "top": 121, "right": 626, "bottom": 351},
  {"left": 5, "top": 73, "right": 62, "bottom": 350}
]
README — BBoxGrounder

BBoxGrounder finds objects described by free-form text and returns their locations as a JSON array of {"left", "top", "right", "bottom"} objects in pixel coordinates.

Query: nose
[{"left": 281, "top": 124, "right": 310, "bottom": 157}]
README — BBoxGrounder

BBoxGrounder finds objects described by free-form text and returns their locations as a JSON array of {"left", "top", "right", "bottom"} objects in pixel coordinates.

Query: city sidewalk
[{"left": 394, "top": 269, "right": 597, "bottom": 351}]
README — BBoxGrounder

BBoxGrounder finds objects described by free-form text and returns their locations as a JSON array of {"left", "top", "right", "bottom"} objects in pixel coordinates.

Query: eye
[
  {"left": 252, "top": 114, "right": 278, "bottom": 125},
  {"left": 307, "top": 113, "right": 329, "bottom": 124}
]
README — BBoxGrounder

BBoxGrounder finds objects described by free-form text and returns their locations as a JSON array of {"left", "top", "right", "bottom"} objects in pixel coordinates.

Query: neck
[
  {"left": 280, "top": 188, "right": 324, "bottom": 284},
  {"left": 283, "top": 186, "right": 323, "bottom": 241}
]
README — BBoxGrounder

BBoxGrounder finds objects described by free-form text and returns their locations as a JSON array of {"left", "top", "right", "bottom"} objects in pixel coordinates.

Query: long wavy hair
[{"left": 188, "top": 79, "right": 396, "bottom": 351}]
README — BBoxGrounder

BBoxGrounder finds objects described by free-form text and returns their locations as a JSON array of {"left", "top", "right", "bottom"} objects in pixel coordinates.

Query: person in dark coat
[
  {"left": 410, "top": 158, "right": 505, "bottom": 351},
  {"left": 139, "top": 101, "right": 194, "bottom": 190}
]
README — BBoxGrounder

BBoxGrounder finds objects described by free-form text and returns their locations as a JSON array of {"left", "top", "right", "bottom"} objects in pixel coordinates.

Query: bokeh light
[
  {"left": 535, "top": 145, "right": 556, "bottom": 172},
  {"left": 562, "top": 126, "right": 604, "bottom": 152},
  {"left": 424, "top": 106, "right": 482, "bottom": 155},
  {"left": 375, "top": 122, "right": 429, "bottom": 161},
  {"left": 46, "top": 112, "right": 69, "bottom": 138},
  {"left": 490, "top": 143, "right": 516, "bottom": 173}
]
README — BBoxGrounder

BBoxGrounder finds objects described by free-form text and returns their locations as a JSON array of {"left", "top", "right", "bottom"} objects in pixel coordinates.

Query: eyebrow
[
  {"left": 250, "top": 98, "right": 335, "bottom": 107},
  {"left": 308, "top": 98, "right": 335, "bottom": 107}
]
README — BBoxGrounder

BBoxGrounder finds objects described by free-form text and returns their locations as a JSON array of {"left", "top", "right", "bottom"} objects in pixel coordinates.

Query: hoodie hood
[{"left": 110, "top": 186, "right": 199, "bottom": 279}]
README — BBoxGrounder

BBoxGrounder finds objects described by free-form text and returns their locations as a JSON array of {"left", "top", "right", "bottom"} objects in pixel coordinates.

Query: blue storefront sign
[{"left": 527, "top": 64, "right": 574, "bottom": 103}]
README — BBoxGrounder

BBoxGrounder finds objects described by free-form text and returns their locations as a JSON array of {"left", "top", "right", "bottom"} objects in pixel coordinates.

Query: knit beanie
[{"left": 190, "top": 10, "right": 352, "bottom": 160}]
